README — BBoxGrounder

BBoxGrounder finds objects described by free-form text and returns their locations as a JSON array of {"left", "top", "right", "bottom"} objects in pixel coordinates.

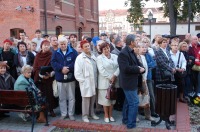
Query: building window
[
  {"left": 56, "top": 26, "right": 62, "bottom": 36},
  {"left": 78, "top": 27, "right": 82, "bottom": 41},
  {"left": 55, "top": 0, "right": 61, "bottom": 10},
  {"left": 91, "top": 28, "right": 94, "bottom": 38},
  {"left": 79, "top": 0, "right": 84, "bottom": 16},
  {"left": 195, "top": 26, "right": 200, "bottom": 30},
  {"left": 10, "top": 28, "right": 24, "bottom": 39}
]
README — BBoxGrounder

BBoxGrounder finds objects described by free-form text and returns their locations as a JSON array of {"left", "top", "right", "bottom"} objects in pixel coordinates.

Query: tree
[{"left": 125, "top": 0, "right": 200, "bottom": 35}]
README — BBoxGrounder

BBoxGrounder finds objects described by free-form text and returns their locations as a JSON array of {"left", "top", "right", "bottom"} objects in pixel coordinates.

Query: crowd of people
[{"left": 0, "top": 29, "right": 200, "bottom": 130}]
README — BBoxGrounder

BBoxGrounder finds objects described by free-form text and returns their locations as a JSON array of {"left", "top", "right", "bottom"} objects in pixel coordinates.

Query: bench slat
[
  {"left": 0, "top": 90, "right": 29, "bottom": 98},
  {"left": 0, "top": 98, "right": 31, "bottom": 106}
]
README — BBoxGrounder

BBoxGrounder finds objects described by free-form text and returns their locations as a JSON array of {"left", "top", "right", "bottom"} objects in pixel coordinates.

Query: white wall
[{"left": 143, "top": 23, "right": 200, "bottom": 40}]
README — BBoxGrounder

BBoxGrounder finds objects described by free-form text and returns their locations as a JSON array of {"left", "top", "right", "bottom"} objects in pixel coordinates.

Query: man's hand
[
  {"left": 138, "top": 66, "right": 145, "bottom": 73},
  {"left": 62, "top": 67, "right": 69, "bottom": 74}
]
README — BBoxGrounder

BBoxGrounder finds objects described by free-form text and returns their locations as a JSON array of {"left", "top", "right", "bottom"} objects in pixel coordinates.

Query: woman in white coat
[
  {"left": 74, "top": 40, "right": 99, "bottom": 122},
  {"left": 96, "top": 42, "right": 119, "bottom": 123}
]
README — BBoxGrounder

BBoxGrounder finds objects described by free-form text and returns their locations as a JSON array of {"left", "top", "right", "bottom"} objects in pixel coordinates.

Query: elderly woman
[
  {"left": 170, "top": 42, "right": 187, "bottom": 103},
  {"left": 155, "top": 38, "right": 176, "bottom": 83},
  {"left": 14, "top": 65, "right": 46, "bottom": 123},
  {"left": 0, "top": 61, "right": 15, "bottom": 90},
  {"left": 33, "top": 40, "right": 57, "bottom": 117},
  {"left": 96, "top": 42, "right": 119, "bottom": 123},
  {"left": 179, "top": 42, "right": 194, "bottom": 98},
  {"left": 14, "top": 41, "right": 35, "bottom": 76},
  {"left": 75, "top": 40, "right": 99, "bottom": 122}
]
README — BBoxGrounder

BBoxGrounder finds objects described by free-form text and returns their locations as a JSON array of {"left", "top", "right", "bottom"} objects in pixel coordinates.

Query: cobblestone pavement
[
  {"left": 189, "top": 104, "right": 200, "bottom": 132},
  {"left": 0, "top": 107, "right": 170, "bottom": 132}
]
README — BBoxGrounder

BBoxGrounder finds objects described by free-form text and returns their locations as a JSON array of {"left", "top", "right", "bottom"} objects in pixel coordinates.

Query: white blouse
[{"left": 170, "top": 50, "right": 186, "bottom": 69}]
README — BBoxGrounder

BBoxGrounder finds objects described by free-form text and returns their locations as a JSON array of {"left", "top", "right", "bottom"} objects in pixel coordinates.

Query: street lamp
[
  {"left": 188, "top": 0, "right": 192, "bottom": 33},
  {"left": 148, "top": 12, "right": 153, "bottom": 40}
]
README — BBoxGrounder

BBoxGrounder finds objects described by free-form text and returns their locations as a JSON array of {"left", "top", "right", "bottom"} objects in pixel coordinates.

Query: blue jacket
[
  {"left": 145, "top": 53, "right": 156, "bottom": 80},
  {"left": 51, "top": 46, "right": 78, "bottom": 82}
]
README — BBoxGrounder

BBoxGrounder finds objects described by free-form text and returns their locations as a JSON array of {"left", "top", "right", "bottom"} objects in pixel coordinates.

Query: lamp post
[
  {"left": 188, "top": 0, "right": 192, "bottom": 33},
  {"left": 148, "top": 12, "right": 153, "bottom": 41}
]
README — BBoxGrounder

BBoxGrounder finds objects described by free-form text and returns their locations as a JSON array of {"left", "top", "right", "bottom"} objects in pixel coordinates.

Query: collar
[
  {"left": 170, "top": 50, "right": 179, "bottom": 55},
  {"left": 127, "top": 46, "right": 133, "bottom": 53},
  {"left": 57, "top": 45, "right": 73, "bottom": 56}
]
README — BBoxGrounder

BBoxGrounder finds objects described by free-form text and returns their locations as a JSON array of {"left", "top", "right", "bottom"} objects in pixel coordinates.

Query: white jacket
[
  {"left": 97, "top": 54, "right": 119, "bottom": 89},
  {"left": 75, "top": 52, "right": 97, "bottom": 97}
]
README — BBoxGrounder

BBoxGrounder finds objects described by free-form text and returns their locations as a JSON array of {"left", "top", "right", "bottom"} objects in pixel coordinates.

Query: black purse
[
  {"left": 160, "top": 69, "right": 172, "bottom": 80},
  {"left": 176, "top": 52, "right": 187, "bottom": 78}
]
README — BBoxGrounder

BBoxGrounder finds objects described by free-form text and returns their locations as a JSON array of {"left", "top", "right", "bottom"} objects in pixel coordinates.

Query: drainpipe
[{"left": 44, "top": 0, "right": 47, "bottom": 34}]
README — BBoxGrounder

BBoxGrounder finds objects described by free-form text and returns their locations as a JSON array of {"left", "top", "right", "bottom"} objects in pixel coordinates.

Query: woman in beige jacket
[{"left": 74, "top": 40, "right": 99, "bottom": 123}]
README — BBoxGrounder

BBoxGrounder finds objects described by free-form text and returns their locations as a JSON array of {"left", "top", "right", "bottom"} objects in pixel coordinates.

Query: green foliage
[
  {"left": 126, "top": 0, "right": 200, "bottom": 23},
  {"left": 125, "top": 0, "right": 145, "bottom": 24}
]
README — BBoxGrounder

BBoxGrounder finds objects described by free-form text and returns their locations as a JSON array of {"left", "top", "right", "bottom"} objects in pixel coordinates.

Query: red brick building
[{"left": 0, "top": 0, "right": 99, "bottom": 43}]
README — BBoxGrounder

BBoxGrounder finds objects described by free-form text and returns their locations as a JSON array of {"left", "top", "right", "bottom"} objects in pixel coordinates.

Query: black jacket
[{"left": 118, "top": 46, "right": 143, "bottom": 90}]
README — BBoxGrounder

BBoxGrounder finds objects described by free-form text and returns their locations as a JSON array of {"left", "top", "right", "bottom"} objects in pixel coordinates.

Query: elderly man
[
  {"left": 50, "top": 36, "right": 58, "bottom": 52},
  {"left": 118, "top": 34, "right": 145, "bottom": 130},
  {"left": 51, "top": 36, "right": 78, "bottom": 120}
]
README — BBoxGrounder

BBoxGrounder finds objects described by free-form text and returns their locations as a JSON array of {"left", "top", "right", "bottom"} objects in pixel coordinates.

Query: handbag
[
  {"left": 138, "top": 93, "right": 150, "bottom": 108},
  {"left": 176, "top": 52, "right": 187, "bottom": 78},
  {"left": 192, "top": 65, "right": 200, "bottom": 71},
  {"left": 105, "top": 84, "right": 117, "bottom": 100},
  {"left": 52, "top": 80, "right": 59, "bottom": 97},
  {"left": 160, "top": 69, "right": 172, "bottom": 79}
]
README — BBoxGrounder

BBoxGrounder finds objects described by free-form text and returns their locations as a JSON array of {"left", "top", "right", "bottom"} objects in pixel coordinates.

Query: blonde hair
[
  {"left": 21, "top": 65, "right": 33, "bottom": 74},
  {"left": 178, "top": 41, "right": 188, "bottom": 50}
]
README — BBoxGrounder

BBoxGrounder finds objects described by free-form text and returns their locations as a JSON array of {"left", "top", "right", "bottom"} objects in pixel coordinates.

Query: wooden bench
[{"left": 0, "top": 90, "right": 49, "bottom": 132}]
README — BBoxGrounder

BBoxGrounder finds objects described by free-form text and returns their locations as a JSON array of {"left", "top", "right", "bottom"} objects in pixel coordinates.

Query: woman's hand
[
  {"left": 172, "top": 68, "right": 176, "bottom": 74},
  {"left": 43, "top": 72, "right": 50, "bottom": 79},
  {"left": 110, "top": 75, "right": 117, "bottom": 84}
]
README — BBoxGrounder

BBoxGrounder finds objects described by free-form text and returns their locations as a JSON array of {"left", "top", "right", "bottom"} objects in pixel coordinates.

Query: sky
[{"left": 99, "top": 0, "right": 162, "bottom": 11}]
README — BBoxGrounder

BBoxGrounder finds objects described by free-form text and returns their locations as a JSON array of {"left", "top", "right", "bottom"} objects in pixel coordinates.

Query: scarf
[{"left": 33, "top": 51, "right": 52, "bottom": 82}]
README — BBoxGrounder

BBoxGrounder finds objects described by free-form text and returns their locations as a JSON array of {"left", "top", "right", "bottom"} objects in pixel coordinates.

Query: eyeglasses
[{"left": 171, "top": 45, "right": 178, "bottom": 47}]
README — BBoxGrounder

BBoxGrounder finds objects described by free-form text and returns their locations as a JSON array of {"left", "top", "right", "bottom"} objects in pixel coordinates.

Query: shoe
[
  {"left": 151, "top": 113, "right": 159, "bottom": 118},
  {"left": 60, "top": 116, "right": 66, "bottom": 120},
  {"left": 18, "top": 113, "right": 27, "bottom": 122},
  {"left": 50, "top": 111, "right": 56, "bottom": 117},
  {"left": 82, "top": 116, "right": 90, "bottom": 123},
  {"left": 136, "top": 117, "right": 140, "bottom": 123},
  {"left": 179, "top": 98, "right": 187, "bottom": 103},
  {"left": 145, "top": 116, "right": 155, "bottom": 121},
  {"left": 110, "top": 117, "right": 115, "bottom": 122},
  {"left": 91, "top": 115, "right": 99, "bottom": 120},
  {"left": 104, "top": 118, "right": 109, "bottom": 123},
  {"left": 69, "top": 115, "right": 75, "bottom": 121}
]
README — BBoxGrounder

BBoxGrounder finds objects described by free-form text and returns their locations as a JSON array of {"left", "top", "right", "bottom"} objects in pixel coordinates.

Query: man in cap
[{"left": 100, "top": 33, "right": 107, "bottom": 41}]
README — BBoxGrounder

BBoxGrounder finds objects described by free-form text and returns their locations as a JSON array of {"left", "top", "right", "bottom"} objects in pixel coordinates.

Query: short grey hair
[
  {"left": 21, "top": 65, "right": 33, "bottom": 74},
  {"left": 58, "top": 36, "right": 68, "bottom": 44},
  {"left": 126, "top": 34, "right": 136, "bottom": 45},
  {"left": 114, "top": 36, "right": 122, "bottom": 45}
]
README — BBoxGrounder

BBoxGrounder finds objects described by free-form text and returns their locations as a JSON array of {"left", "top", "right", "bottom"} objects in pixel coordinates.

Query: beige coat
[
  {"left": 96, "top": 53, "right": 119, "bottom": 89},
  {"left": 75, "top": 52, "right": 97, "bottom": 97}
]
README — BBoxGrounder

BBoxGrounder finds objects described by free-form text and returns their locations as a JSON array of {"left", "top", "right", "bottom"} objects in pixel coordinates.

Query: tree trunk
[{"left": 167, "top": 0, "right": 176, "bottom": 35}]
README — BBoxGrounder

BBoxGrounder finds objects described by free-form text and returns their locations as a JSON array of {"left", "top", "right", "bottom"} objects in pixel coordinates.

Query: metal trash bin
[{"left": 151, "top": 84, "right": 177, "bottom": 129}]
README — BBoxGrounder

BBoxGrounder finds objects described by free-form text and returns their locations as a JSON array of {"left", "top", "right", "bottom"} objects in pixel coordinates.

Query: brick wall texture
[{"left": 0, "top": 0, "right": 99, "bottom": 44}]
